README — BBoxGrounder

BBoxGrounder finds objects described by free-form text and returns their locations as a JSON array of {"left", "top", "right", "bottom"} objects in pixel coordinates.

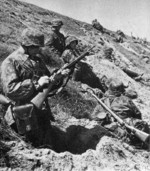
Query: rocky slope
[{"left": 0, "top": 0, "right": 150, "bottom": 170}]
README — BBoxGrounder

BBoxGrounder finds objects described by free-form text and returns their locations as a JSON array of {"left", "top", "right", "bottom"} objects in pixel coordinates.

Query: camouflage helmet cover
[
  {"left": 109, "top": 79, "right": 126, "bottom": 93},
  {"left": 103, "top": 47, "right": 113, "bottom": 54},
  {"left": 21, "top": 28, "right": 44, "bottom": 47},
  {"left": 51, "top": 19, "right": 63, "bottom": 27},
  {"left": 65, "top": 36, "right": 78, "bottom": 47}
]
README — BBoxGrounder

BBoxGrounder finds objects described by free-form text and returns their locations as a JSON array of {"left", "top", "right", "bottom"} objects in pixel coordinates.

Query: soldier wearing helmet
[
  {"left": 105, "top": 79, "right": 127, "bottom": 96},
  {"left": 1, "top": 28, "right": 70, "bottom": 147},
  {"left": 21, "top": 28, "right": 45, "bottom": 47},
  {"left": 41, "top": 18, "right": 65, "bottom": 65},
  {"left": 62, "top": 36, "right": 78, "bottom": 63},
  {"left": 90, "top": 79, "right": 149, "bottom": 146},
  {"left": 62, "top": 36, "right": 80, "bottom": 81}
]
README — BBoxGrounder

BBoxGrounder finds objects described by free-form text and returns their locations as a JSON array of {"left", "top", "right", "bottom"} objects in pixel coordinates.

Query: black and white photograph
[{"left": 0, "top": 0, "right": 150, "bottom": 170}]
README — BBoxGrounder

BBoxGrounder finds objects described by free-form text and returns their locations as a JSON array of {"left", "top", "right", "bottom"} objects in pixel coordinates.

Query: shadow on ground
[{"left": 51, "top": 125, "right": 110, "bottom": 154}]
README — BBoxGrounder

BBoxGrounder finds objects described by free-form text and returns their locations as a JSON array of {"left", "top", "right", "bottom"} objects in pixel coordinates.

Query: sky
[{"left": 19, "top": 0, "right": 150, "bottom": 41}]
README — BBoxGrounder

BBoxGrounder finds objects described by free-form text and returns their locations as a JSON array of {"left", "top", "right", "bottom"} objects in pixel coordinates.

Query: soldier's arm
[
  {"left": 1, "top": 60, "right": 38, "bottom": 101},
  {"left": 129, "top": 99, "right": 142, "bottom": 119}
]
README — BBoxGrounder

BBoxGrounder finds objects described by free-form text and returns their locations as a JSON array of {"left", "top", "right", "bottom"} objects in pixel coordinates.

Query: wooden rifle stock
[
  {"left": 31, "top": 46, "right": 95, "bottom": 109},
  {"left": 125, "top": 124, "right": 150, "bottom": 144},
  {"left": 88, "top": 90, "right": 150, "bottom": 145}
]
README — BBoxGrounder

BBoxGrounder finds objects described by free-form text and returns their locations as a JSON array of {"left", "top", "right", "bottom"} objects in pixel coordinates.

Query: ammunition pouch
[{"left": 13, "top": 103, "right": 38, "bottom": 135}]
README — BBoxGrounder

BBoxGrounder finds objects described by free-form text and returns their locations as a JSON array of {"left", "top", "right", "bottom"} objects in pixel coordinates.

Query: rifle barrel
[{"left": 64, "top": 46, "right": 95, "bottom": 69}]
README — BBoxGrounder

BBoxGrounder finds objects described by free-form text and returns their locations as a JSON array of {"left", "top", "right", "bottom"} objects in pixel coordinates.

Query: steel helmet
[
  {"left": 21, "top": 28, "right": 44, "bottom": 47},
  {"left": 103, "top": 47, "right": 113, "bottom": 54},
  {"left": 51, "top": 19, "right": 63, "bottom": 27},
  {"left": 65, "top": 36, "right": 78, "bottom": 47},
  {"left": 109, "top": 79, "right": 126, "bottom": 93}
]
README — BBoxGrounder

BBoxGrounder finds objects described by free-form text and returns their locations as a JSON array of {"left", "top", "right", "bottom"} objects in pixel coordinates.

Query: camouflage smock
[
  {"left": 1, "top": 46, "right": 50, "bottom": 103},
  {"left": 62, "top": 49, "right": 78, "bottom": 63},
  {"left": 61, "top": 48, "right": 82, "bottom": 81}
]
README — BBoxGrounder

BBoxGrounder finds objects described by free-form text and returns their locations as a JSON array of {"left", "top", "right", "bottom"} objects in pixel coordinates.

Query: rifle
[
  {"left": 87, "top": 89, "right": 150, "bottom": 146},
  {"left": 31, "top": 45, "right": 95, "bottom": 109}
]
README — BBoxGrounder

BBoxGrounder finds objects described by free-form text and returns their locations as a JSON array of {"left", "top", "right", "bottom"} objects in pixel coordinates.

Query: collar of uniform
[
  {"left": 17, "top": 46, "right": 41, "bottom": 62},
  {"left": 17, "top": 46, "right": 29, "bottom": 61}
]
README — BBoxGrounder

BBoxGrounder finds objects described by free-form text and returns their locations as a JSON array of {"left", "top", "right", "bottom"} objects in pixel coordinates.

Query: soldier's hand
[
  {"left": 60, "top": 64, "right": 71, "bottom": 76},
  {"left": 93, "top": 88, "right": 104, "bottom": 98},
  {"left": 38, "top": 76, "right": 50, "bottom": 87},
  {"left": 61, "top": 68, "right": 70, "bottom": 76}
]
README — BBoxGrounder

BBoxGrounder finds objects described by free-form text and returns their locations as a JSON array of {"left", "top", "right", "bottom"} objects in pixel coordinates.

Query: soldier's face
[
  {"left": 28, "top": 46, "right": 40, "bottom": 56},
  {"left": 70, "top": 41, "right": 77, "bottom": 49},
  {"left": 53, "top": 25, "right": 61, "bottom": 31}
]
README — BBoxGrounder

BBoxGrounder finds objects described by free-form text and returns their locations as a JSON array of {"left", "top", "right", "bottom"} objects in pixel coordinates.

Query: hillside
[{"left": 0, "top": 0, "right": 150, "bottom": 170}]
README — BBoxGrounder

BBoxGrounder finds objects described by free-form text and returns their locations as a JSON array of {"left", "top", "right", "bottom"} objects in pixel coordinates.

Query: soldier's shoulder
[
  {"left": 111, "top": 95, "right": 130, "bottom": 104},
  {"left": 1, "top": 48, "right": 27, "bottom": 67},
  {"left": 1, "top": 50, "right": 17, "bottom": 66}
]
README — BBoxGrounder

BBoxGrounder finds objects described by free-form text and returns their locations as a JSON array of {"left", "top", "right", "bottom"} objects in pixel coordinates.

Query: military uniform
[
  {"left": 45, "top": 30, "right": 65, "bottom": 57},
  {"left": 62, "top": 36, "right": 79, "bottom": 63},
  {"left": 1, "top": 47, "right": 50, "bottom": 103},
  {"left": 62, "top": 49, "right": 77, "bottom": 63},
  {"left": 1, "top": 29, "right": 53, "bottom": 147},
  {"left": 62, "top": 36, "right": 80, "bottom": 80},
  {"left": 92, "top": 80, "right": 149, "bottom": 144},
  {"left": 41, "top": 19, "right": 65, "bottom": 67},
  {"left": 92, "top": 19, "right": 104, "bottom": 33}
]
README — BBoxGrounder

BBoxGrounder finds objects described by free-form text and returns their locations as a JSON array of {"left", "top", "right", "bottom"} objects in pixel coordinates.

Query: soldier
[
  {"left": 92, "top": 19, "right": 104, "bottom": 33},
  {"left": 62, "top": 36, "right": 79, "bottom": 63},
  {"left": 62, "top": 36, "right": 80, "bottom": 80},
  {"left": 0, "top": 28, "right": 70, "bottom": 147},
  {"left": 41, "top": 18, "right": 65, "bottom": 66},
  {"left": 116, "top": 30, "right": 126, "bottom": 43},
  {"left": 90, "top": 79, "right": 149, "bottom": 145},
  {"left": 116, "top": 35, "right": 124, "bottom": 43}
]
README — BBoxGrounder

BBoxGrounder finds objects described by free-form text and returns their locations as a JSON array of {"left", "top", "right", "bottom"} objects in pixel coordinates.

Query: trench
[{"left": 47, "top": 124, "right": 110, "bottom": 154}]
